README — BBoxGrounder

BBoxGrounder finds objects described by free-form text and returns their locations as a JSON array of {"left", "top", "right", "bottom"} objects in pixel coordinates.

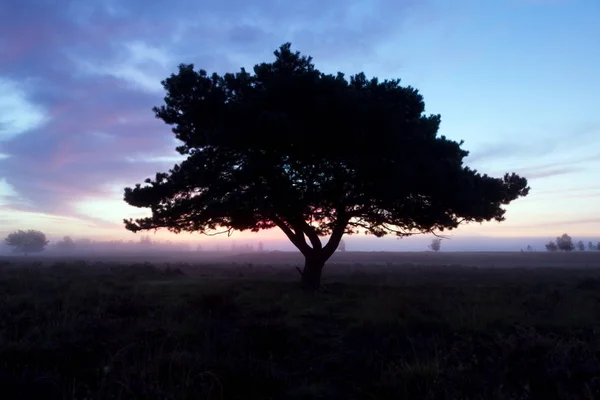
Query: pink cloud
[
  {"left": 0, "top": 23, "right": 59, "bottom": 64},
  {"left": 525, "top": 217, "right": 600, "bottom": 228}
]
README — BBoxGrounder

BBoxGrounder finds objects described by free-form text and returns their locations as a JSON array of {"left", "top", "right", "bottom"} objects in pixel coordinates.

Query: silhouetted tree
[
  {"left": 526, "top": 245, "right": 533, "bottom": 252},
  {"left": 577, "top": 240, "right": 585, "bottom": 251},
  {"left": 123, "top": 43, "right": 530, "bottom": 290},
  {"left": 55, "top": 236, "right": 76, "bottom": 252},
  {"left": 545, "top": 241, "right": 558, "bottom": 252},
  {"left": 588, "top": 241, "right": 594, "bottom": 251},
  {"left": 338, "top": 239, "right": 346, "bottom": 252},
  {"left": 556, "top": 234, "right": 574, "bottom": 252},
  {"left": 597, "top": 242, "right": 600, "bottom": 251},
  {"left": 429, "top": 238, "right": 441, "bottom": 252},
  {"left": 258, "top": 241, "right": 264, "bottom": 252},
  {"left": 4, "top": 230, "right": 49, "bottom": 255}
]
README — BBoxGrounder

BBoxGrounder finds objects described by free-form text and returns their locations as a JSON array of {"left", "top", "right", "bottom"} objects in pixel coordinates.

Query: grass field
[{"left": 1, "top": 252, "right": 600, "bottom": 399}]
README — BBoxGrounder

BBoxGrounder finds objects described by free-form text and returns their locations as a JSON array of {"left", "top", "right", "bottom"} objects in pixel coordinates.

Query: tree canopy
[
  {"left": 56, "top": 236, "right": 76, "bottom": 252},
  {"left": 429, "top": 238, "right": 442, "bottom": 252},
  {"left": 556, "top": 234, "right": 574, "bottom": 252},
  {"left": 124, "top": 43, "right": 529, "bottom": 289},
  {"left": 5, "top": 230, "right": 49, "bottom": 255},
  {"left": 546, "top": 241, "right": 558, "bottom": 252}
]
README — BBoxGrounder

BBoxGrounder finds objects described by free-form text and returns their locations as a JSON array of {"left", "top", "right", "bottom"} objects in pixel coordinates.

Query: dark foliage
[
  {"left": 123, "top": 43, "right": 529, "bottom": 288},
  {"left": 55, "top": 236, "right": 76, "bottom": 252},
  {"left": 546, "top": 241, "right": 558, "bottom": 252},
  {"left": 429, "top": 238, "right": 442, "bottom": 252},
  {"left": 4, "top": 230, "right": 49, "bottom": 255},
  {"left": 556, "top": 234, "right": 574, "bottom": 252}
]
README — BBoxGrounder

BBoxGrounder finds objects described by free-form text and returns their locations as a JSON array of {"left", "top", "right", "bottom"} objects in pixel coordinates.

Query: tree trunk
[
  {"left": 270, "top": 213, "right": 347, "bottom": 290},
  {"left": 300, "top": 256, "right": 325, "bottom": 291}
]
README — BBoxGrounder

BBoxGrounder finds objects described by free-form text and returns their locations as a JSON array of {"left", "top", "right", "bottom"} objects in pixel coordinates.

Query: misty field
[{"left": 1, "top": 252, "right": 600, "bottom": 399}]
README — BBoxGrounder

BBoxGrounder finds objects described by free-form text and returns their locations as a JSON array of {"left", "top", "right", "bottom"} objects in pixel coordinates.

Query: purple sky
[{"left": 1, "top": 0, "right": 599, "bottom": 247}]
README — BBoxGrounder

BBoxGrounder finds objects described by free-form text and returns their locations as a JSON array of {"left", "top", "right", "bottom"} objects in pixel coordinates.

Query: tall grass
[{"left": 1, "top": 259, "right": 599, "bottom": 399}]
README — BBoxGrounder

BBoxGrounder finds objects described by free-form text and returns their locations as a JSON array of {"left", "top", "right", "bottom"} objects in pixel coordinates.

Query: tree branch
[
  {"left": 322, "top": 211, "right": 350, "bottom": 259},
  {"left": 349, "top": 218, "right": 453, "bottom": 240},
  {"left": 430, "top": 230, "right": 451, "bottom": 240},
  {"left": 270, "top": 214, "right": 312, "bottom": 256},
  {"left": 297, "top": 219, "right": 323, "bottom": 250},
  {"left": 201, "top": 227, "right": 234, "bottom": 237}
]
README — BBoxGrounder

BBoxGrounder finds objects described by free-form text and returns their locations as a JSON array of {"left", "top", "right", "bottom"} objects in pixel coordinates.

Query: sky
[{"left": 1, "top": 0, "right": 599, "bottom": 248}]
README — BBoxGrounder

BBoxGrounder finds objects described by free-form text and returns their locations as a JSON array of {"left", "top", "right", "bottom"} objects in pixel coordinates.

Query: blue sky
[{"left": 0, "top": 0, "right": 599, "bottom": 245}]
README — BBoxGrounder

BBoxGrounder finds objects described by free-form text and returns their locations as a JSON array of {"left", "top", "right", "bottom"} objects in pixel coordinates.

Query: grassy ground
[{"left": 1, "top": 258, "right": 600, "bottom": 399}]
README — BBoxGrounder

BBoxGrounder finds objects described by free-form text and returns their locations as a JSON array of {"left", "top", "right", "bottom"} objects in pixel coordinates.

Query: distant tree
[
  {"left": 123, "top": 43, "right": 530, "bottom": 290},
  {"left": 556, "top": 234, "right": 574, "bottom": 252},
  {"left": 588, "top": 241, "right": 595, "bottom": 251},
  {"left": 577, "top": 240, "right": 585, "bottom": 251},
  {"left": 545, "top": 241, "right": 558, "bottom": 252},
  {"left": 429, "top": 238, "right": 441, "bottom": 252},
  {"left": 140, "top": 235, "right": 152, "bottom": 245},
  {"left": 258, "top": 241, "right": 264, "bottom": 252},
  {"left": 526, "top": 245, "right": 533, "bottom": 252},
  {"left": 597, "top": 242, "right": 600, "bottom": 251},
  {"left": 56, "top": 236, "right": 76, "bottom": 252},
  {"left": 338, "top": 239, "right": 346, "bottom": 252},
  {"left": 4, "top": 230, "right": 49, "bottom": 255}
]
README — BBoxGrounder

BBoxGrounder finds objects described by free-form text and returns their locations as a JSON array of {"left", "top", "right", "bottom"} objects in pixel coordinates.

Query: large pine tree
[{"left": 124, "top": 43, "right": 529, "bottom": 289}]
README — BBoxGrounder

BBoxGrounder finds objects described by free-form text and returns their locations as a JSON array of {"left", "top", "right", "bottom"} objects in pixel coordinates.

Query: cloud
[
  {"left": 465, "top": 138, "right": 559, "bottom": 164},
  {"left": 522, "top": 217, "right": 600, "bottom": 229},
  {"left": 477, "top": 147, "right": 600, "bottom": 181},
  {"left": 467, "top": 121, "right": 600, "bottom": 167},
  {"left": 0, "top": 0, "right": 433, "bottom": 226},
  {"left": 0, "top": 178, "right": 20, "bottom": 206},
  {"left": 68, "top": 41, "right": 177, "bottom": 93},
  {"left": 0, "top": 78, "right": 49, "bottom": 142},
  {"left": 0, "top": 206, "right": 122, "bottom": 239},
  {"left": 522, "top": 167, "right": 585, "bottom": 180},
  {"left": 125, "top": 154, "right": 187, "bottom": 164},
  {"left": 516, "top": 152, "right": 599, "bottom": 178},
  {"left": 0, "top": 177, "right": 32, "bottom": 208},
  {"left": 72, "top": 195, "right": 151, "bottom": 226},
  {"left": 537, "top": 185, "right": 600, "bottom": 196}
]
